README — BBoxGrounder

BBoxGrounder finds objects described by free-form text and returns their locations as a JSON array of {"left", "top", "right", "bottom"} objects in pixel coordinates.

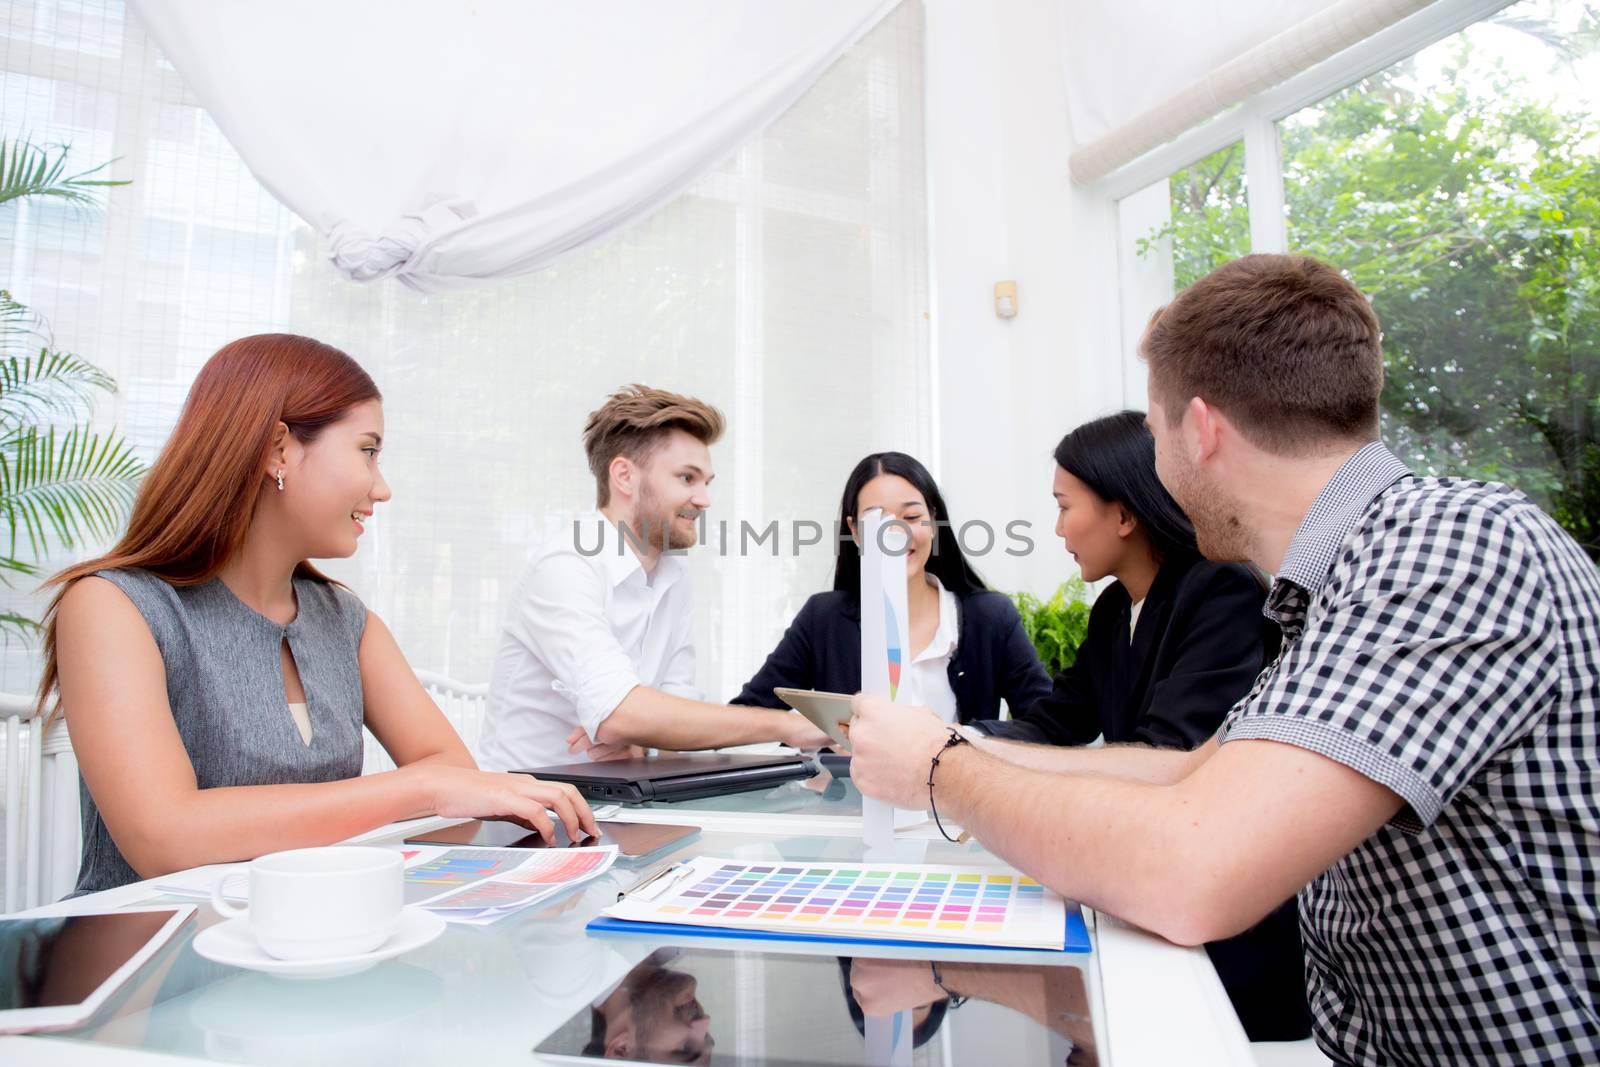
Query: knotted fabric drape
[{"left": 130, "top": 0, "right": 899, "bottom": 291}]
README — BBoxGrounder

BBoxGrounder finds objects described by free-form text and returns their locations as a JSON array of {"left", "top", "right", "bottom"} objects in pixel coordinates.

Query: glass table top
[{"left": 31, "top": 826, "right": 1100, "bottom": 1067}]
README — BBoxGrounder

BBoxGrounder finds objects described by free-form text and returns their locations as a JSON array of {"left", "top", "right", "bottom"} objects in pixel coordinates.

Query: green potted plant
[
  {"left": 1, "top": 138, "right": 145, "bottom": 638},
  {"left": 1011, "top": 577, "right": 1093, "bottom": 676}
]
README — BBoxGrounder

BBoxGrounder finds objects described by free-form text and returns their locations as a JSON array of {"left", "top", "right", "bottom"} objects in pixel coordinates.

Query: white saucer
[{"left": 193, "top": 907, "right": 446, "bottom": 980}]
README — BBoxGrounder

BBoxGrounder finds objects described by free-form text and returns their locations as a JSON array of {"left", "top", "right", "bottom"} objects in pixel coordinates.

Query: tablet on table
[
  {"left": 774, "top": 687, "right": 854, "bottom": 748},
  {"left": 405, "top": 818, "right": 697, "bottom": 860},
  {"left": 0, "top": 906, "right": 195, "bottom": 1034}
]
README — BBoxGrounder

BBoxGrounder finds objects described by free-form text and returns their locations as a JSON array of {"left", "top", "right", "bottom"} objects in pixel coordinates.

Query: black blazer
[
  {"left": 974, "top": 555, "right": 1280, "bottom": 748},
  {"left": 730, "top": 589, "right": 1052, "bottom": 724},
  {"left": 977, "top": 555, "right": 1311, "bottom": 1043}
]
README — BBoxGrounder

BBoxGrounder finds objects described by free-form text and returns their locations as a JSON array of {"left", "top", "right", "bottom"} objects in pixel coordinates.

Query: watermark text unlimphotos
[{"left": 574, "top": 515, "right": 1037, "bottom": 559}]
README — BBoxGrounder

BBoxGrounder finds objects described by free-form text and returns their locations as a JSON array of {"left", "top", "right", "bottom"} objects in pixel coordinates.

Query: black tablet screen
[{"left": 1, "top": 910, "right": 179, "bottom": 1011}]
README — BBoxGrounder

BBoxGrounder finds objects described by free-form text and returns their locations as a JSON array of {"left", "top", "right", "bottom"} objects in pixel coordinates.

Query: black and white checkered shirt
[{"left": 1220, "top": 442, "right": 1600, "bottom": 1065}]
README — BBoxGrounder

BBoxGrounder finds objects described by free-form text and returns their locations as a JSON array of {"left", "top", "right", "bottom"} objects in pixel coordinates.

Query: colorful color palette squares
[{"left": 608, "top": 857, "right": 1066, "bottom": 950}]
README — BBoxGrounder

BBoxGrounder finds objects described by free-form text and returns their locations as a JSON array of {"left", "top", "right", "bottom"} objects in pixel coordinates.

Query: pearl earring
[{"left": 276, "top": 469, "right": 285, "bottom": 492}]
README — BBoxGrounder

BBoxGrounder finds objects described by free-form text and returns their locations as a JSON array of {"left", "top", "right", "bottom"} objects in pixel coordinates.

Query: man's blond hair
[{"left": 583, "top": 384, "right": 726, "bottom": 507}]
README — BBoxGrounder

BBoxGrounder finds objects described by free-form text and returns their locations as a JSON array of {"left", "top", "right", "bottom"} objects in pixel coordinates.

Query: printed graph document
[{"left": 153, "top": 846, "right": 618, "bottom": 926}]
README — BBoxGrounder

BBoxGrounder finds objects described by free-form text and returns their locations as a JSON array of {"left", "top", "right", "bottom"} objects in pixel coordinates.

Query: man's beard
[
  {"left": 634, "top": 483, "right": 700, "bottom": 551},
  {"left": 1163, "top": 454, "right": 1252, "bottom": 563}
]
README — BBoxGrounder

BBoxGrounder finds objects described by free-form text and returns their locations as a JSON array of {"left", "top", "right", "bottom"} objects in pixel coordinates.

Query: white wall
[{"left": 923, "top": 0, "right": 1124, "bottom": 598}]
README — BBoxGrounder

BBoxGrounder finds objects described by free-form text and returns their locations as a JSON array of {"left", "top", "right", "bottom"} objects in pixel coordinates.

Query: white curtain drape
[
  {"left": 1061, "top": 0, "right": 1433, "bottom": 182},
  {"left": 127, "top": 0, "right": 899, "bottom": 292}
]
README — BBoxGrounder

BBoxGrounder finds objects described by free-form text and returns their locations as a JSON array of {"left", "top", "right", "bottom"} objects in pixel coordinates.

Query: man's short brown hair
[
  {"left": 583, "top": 384, "right": 726, "bottom": 506},
  {"left": 1141, "top": 254, "right": 1384, "bottom": 454}
]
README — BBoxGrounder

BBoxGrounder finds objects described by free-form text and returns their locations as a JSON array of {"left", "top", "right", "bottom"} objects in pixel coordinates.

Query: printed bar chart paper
[{"left": 858, "top": 508, "right": 921, "bottom": 846}]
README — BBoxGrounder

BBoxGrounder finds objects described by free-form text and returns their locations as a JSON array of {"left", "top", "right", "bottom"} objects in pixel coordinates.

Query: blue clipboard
[{"left": 586, "top": 909, "right": 1092, "bottom": 954}]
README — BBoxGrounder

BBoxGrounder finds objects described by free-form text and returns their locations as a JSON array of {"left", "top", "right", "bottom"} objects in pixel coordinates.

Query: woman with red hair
[{"left": 37, "top": 334, "right": 596, "bottom": 894}]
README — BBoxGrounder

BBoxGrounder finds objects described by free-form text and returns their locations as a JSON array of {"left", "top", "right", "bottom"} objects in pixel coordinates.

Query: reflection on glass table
[{"left": 535, "top": 945, "right": 1096, "bottom": 1066}]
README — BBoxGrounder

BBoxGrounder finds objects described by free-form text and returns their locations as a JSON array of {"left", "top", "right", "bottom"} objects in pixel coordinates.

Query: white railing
[{"left": 2, "top": 694, "right": 79, "bottom": 913}]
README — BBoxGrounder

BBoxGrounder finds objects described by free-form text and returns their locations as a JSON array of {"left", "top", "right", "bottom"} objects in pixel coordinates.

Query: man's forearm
[
  {"left": 935, "top": 744, "right": 1210, "bottom": 942},
  {"left": 848, "top": 697, "right": 1391, "bottom": 948},
  {"left": 973, "top": 734, "right": 1203, "bottom": 785},
  {"left": 598, "top": 685, "right": 798, "bottom": 749}
]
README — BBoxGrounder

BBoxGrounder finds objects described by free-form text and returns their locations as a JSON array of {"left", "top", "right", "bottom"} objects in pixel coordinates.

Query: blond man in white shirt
[{"left": 478, "top": 385, "right": 827, "bottom": 772}]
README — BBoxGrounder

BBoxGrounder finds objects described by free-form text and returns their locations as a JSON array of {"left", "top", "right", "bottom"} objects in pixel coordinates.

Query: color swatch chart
[{"left": 604, "top": 857, "right": 1074, "bottom": 950}]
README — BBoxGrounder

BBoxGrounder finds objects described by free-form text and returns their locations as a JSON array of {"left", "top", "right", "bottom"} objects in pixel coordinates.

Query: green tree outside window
[{"left": 1142, "top": 8, "right": 1600, "bottom": 560}]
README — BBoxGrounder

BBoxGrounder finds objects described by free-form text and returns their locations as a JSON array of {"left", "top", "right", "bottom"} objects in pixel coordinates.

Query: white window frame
[{"left": 1094, "top": 0, "right": 1517, "bottom": 391}]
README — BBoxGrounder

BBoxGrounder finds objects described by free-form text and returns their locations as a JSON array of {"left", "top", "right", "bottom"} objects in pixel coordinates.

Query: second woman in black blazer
[
  {"left": 978, "top": 551, "right": 1278, "bottom": 748},
  {"left": 974, "top": 411, "right": 1310, "bottom": 1045},
  {"left": 732, "top": 452, "right": 1051, "bottom": 724},
  {"left": 972, "top": 411, "right": 1280, "bottom": 748}
]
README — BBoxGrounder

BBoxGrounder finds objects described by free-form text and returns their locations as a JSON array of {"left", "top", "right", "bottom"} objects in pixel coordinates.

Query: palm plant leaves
[
  {"left": 0, "top": 134, "right": 142, "bottom": 640},
  {"left": 0, "top": 425, "right": 144, "bottom": 567},
  {"left": 0, "top": 610, "right": 39, "bottom": 644},
  {"left": 0, "top": 334, "right": 137, "bottom": 574},
  {"left": 0, "top": 291, "right": 46, "bottom": 345},
  {"left": 0, "top": 138, "right": 128, "bottom": 209},
  {"left": 0, "top": 348, "right": 118, "bottom": 435}
]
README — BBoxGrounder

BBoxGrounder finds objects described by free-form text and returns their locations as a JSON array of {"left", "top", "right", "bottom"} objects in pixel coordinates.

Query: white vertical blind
[{"left": 0, "top": 0, "right": 932, "bottom": 704}]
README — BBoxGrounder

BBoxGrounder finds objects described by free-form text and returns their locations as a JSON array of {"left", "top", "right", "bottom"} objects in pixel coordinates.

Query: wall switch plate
[{"left": 994, "top": 280, "right": 1018, "bottom": 318}]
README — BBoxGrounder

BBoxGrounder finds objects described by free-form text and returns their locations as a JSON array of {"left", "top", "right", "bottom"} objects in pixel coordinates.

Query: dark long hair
[
  {"left": 830, "top": 452, "right": 985, "bottom": 597},
  {"left": 1054, "top": 411, "right": 1200, "bottom": 564}
]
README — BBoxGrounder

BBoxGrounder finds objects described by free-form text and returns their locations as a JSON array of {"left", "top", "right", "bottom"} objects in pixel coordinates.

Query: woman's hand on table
[{"left": 419, "top": 765, "right": 599, "bottom": 842}]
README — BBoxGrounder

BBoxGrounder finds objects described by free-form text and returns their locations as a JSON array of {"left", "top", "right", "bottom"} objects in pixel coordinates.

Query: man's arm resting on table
[
  {"left": 937, "top": 737, "right": 1402, "bottom": 945},
  {"left": 973, "top": 733, "right": 1212, "bottom": 785},
  {"left": 594, "top": 684, "right": 823, "bottom": 750}
]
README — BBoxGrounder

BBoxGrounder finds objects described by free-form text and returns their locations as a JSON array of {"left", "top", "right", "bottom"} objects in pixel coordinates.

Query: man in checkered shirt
[{"left": 845, "top": 254, "right": 1599, "bottom": 1064}]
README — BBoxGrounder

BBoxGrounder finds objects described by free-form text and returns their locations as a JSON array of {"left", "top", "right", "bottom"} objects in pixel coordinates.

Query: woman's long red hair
[{"left": 34, "top": 334, "right": 381, "bottom": 719}]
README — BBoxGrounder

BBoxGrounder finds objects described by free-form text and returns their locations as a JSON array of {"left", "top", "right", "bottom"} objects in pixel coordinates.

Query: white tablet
[
  {"left": 773, "top": 687, "right": 854, "bottom": 748},
  {"left": 0, "top": 906, "right": 195, "bottom": 1034}
]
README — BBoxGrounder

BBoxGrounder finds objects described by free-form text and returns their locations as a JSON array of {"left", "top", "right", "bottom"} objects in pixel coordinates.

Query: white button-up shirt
[
  {"left": 478, "top": 512, "right": 701, "bottom": 772},
  {"left": 901, "top": 575, "right": 961, "bottom": 723}
]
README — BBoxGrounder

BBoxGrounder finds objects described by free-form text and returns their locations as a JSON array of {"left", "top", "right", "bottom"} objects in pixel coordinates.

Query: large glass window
[
  {"left": 1114, "top": 0, "right": 1598, "bottom": 561},
  {"left": 1116, "top": 142, "right": 1251, "bottom": 401},
  {"left": 1149, "top": 142, "right": 1253, "bottom": 291},
  {"left": 1281, "top": 0, "right": 1598, "bottom": 557}
]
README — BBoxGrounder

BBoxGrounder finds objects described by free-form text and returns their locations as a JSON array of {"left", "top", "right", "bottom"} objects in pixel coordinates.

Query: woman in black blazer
[
  {"left": 974, "top": 428, "right": 1278, "bottom": 749},
  {"left": 974, "top": 411, "right": 1310, "bottom": 1044},
  {"left": 732, "top": 452, "right": 1051, "bottom": 724}
]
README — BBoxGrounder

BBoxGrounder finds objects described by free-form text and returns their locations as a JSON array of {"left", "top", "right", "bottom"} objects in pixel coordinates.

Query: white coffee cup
[{"left": 210, "top": 846, "right": 403, "bottom": 961}]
